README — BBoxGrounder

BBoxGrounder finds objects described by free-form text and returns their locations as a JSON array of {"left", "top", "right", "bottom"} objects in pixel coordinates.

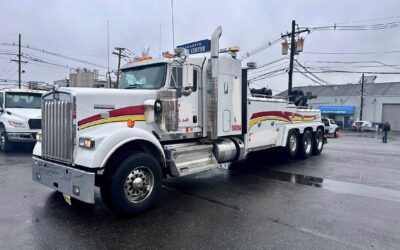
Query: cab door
[{"left": 170, "top": 66, "right": 201, "bottom": 132}]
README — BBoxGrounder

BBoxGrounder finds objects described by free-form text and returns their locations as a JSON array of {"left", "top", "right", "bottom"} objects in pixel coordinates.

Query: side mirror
[{"left": 182, "top": 62, "right": 193, "bottom": 96}]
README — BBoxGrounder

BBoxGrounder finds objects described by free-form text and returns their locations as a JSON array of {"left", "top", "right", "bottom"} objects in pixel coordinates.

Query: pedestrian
[{"left": 382, "top": 121, "right": 391, "bottom": 143}]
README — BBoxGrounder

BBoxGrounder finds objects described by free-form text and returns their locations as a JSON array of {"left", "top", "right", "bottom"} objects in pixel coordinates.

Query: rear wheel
[
  {"left": 285, "top": 130, "right": 298, "bottom": 158},
  {"left": 0, "top": 131, "right": 13, "bottom": 152},
  {"left": 299, "top": 130, "right": 313, "bottom": 159},
  {"left": 101, "top": 152, "right": 162, "bottom": 215},
  {"left": 312, "top": 129, "right": 324, "bottom": 155}
]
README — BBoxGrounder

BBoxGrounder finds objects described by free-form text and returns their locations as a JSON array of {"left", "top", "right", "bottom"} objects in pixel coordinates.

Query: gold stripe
[
  {"left": 248, "top": 116, "right": 318, "bottom": 129},
  {"left": 248, "top": 116, "right": 290, "bottom": 129},
  {"left": 78, "top": 115, "right": 145, "bottom": 130}
]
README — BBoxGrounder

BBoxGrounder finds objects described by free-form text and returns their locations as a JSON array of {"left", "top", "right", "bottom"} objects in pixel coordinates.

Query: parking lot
[{"left": 1, "top": 132, "right": 400, "bottom": 249}]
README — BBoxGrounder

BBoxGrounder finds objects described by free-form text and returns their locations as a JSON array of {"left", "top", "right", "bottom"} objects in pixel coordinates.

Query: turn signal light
[{"left": 127, "top": 119, "right": 135, "bottom": 128}]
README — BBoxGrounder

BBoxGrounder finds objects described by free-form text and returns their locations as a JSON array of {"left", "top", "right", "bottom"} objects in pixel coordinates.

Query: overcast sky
[{"left": 1, "top": 0, "right": 400, "bottom": 93}]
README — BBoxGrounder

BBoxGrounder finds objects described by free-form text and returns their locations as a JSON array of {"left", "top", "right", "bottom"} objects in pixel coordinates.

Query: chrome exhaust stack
[{"left": 208, "top": 26, "right": 222, "bottom": 140}]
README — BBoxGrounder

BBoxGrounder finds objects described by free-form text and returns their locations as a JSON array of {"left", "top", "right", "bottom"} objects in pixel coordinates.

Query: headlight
[
  {"left": 35, "top": 132, "right": 42, "bottom": 141},
  {"left": 8, "top": 120, "right": 26, "bottom": 128},
  {"left": 79, "top": 138, "right": 95, "bottom": 149}
]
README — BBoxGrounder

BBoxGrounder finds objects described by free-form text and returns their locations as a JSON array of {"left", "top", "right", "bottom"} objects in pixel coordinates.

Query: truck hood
[
  {"left": 5, "top": 108, "right": 41, "bottom": 120},
  {"left": 61, "top": 87, "right": 158, "bottom": 129}
]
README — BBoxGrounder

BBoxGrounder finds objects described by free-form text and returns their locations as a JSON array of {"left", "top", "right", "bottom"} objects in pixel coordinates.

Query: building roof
[{"left": 277, "top": 81, "right": 400, "bottom": 97}]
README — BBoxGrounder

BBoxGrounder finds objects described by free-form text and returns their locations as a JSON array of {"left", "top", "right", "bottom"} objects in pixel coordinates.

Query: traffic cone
[{"left": 338, "top": 130, "right": 341, "bottom": 138}]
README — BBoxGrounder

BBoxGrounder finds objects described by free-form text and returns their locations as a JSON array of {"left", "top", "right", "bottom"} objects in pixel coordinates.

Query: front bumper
[
  {"left": 7, "top": 132, "right": 36, "bottom": 142},
  {"left": 32, "top": 157, "right": 96, "bottom": 204}
]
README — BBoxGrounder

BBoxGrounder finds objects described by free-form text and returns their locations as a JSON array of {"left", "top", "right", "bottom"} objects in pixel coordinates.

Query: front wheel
[
  {"left": 334, "top": 129, "right": 338, "bottom": 138},
  {"left": 312, "top": 129, "right": 324, "bottom": 155},
  {"left": 299, "top": 130, "right": 313, "bottom": 159},
  {"left": 101, "top": 152, "right": 162, "bottom": 215},
  {"left": 0, "top": 132, "right": 13, "bottom": 152}
]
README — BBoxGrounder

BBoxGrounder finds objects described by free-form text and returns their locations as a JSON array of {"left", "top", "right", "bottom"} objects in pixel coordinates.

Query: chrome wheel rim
[
  {"left": 124, "top": 166, "right": 154, "bottom": 203},
  {"left": 304, "top": 136, "right": 312, "bottom": 154},
  {"left": 0, "top": 135, "right": 5, "bottom": 150},
  {"left": 289, "top": 134, "right": 297, "bottom": 152},
  {"left": 317, "top": 135, "right": 323, "bottom": 151}
]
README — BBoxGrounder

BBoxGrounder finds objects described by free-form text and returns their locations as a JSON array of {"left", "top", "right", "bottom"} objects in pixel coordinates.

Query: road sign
[{"left": 177, "top": 39, "right": 211, "bottom": 54}]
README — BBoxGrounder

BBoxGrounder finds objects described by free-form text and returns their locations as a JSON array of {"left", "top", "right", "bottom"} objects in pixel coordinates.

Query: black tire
[
  {"left": 334, "top": 129, "right": 338, "bottom": 138},
  {"left": 101, "top": 152, "right": 162, "bottom": 215},
  {"left": 285, "top": 130, "right": 298, "bottom": 158},
  {"left": 0, "top": 131, "right": 13, "bottom": 152},
  {"left": 299, "top": 130, "right": 313, "bottom": 159},
  {"left": 312, "top": 129, "right": 324, "bottom": 155}
]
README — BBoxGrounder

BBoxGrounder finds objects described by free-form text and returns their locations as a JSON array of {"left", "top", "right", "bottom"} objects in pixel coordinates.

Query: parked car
[
  {"left": 351, "top": 121, "right": 374, "bottom": 131},
  {"left": 322, "top": 117, "right": 339, "bottom": 137}
]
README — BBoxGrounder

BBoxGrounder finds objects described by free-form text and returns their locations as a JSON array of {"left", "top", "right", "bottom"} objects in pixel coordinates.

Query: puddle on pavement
[{"left": 255, "top": 168, "right": 400, "bottom": 204}]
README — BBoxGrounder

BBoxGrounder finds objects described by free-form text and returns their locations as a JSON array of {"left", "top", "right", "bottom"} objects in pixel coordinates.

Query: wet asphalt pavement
[{"left": 1, "top": 133, "right": 400, "bottom": 249}]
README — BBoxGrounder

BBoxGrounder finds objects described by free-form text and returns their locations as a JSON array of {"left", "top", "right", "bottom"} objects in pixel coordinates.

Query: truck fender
[{"left": 74, "top": 127, "right": 166, "bottom": 170}]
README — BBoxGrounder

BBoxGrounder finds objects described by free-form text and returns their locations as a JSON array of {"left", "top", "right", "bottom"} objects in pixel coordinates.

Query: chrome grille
[{"left": 42, "top": 99, "right": 73, "bottom": 164}]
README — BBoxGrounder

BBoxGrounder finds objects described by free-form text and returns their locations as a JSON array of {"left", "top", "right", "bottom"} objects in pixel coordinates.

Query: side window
[
  {"left": 192, "top": 69, "right": 198, "bottom": 92},
  {"left": 170, "top": 67, "right": 182, "bottom": 88},
  {"left": 0, "top": 93, "right": 3, "bottom": 108}
]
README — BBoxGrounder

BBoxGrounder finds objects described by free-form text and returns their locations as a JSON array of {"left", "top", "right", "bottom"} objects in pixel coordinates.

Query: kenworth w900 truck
[{"left": 32, "top": 27, "right": 325, "bottom": 215}]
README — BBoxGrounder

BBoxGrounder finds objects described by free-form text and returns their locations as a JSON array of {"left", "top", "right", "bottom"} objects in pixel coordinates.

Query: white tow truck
[
  {"left": 32, "top": 27, "right": 325, "bottom": 215},
  {"left": 0, "top": 89, "right": 44, "bottom": 152}
]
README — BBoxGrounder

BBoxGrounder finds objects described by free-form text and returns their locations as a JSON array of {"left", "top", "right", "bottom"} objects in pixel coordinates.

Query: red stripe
[
  {"left": 78, "top": 105, "right": 145, "bottom": 126},
  {"left": 251, "top": 111, "right": 293, "bottom": 122},
  {"left": 251, "top": 111, "right": 282, "bottom": 119},
  {"left": 251, "top": 111, "right": 316, "bottom": 121},
  {"left": 78, "top": 114, "right": 102, "bottom": 126},
  {"left": 109, "top": 105, "right": 145, "bottom": 117}
]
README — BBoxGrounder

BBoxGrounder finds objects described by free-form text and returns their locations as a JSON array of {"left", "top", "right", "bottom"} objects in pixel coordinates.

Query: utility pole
[
  {"left": 360, "top": 73, "right": 364, "bottom": 120},
  {"left": 281, "top": 20, "right": 309, "bottom": 96},
  {"left": 288, "top": 20, "right": 296, "bottom": 95},
  {"left": 112, "top": 47, "right": 125, "bottom": 88},
  {"left": 18, "top": 34, "right": 21, "bottom": 89}
]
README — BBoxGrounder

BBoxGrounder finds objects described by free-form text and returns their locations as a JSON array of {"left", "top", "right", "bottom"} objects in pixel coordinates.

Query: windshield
[
  {"left": 119, "top": 63, "right": 167, "bottom": 89},
  {"left": 5, "top": 92, "right": 42, "bottom": 109}
]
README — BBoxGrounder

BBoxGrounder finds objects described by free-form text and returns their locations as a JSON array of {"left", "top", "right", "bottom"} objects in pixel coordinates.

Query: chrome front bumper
[
  {"left": 7, "top": 132, "right": 36, "bottom": 142},
  {"left": 32, "top": 157, "right": 95, "bottom": 204}
]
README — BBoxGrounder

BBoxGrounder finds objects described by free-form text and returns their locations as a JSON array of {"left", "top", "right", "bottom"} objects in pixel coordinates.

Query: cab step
[{"left": 164, "top": 144, "right": 218, "bottom": 177}]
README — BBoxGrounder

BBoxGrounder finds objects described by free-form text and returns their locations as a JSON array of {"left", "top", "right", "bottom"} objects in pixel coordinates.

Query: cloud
[{"left": 0, "top": 0, "right": 399, "bottom": 92}]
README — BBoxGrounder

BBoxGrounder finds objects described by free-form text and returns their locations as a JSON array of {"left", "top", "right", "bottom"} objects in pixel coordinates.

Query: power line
[
  {"left": 303, "top": 50, "right": 400, "bottom": 55},
  {"left": 0, "top": 41, "right": 107, "bottom": 69},
  {"left": 249, "top": 61, "right": 289, "bottom": 76},
  {"left": 302, "top": 20, "right": 400, "bottom": 31},
  {"left": 238, "top": 36, "right": 283, "bottom": 60},
  {"left": 295, "top": 60, "right": 334, "bottom": 85}
]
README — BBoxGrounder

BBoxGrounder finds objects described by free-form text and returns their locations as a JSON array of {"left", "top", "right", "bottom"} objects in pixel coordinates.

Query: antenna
[
  {"left": 107, "top": 20, "right": 110, "bottom": 88},
  {"left": 159, "top": 20, "right": 162, "bottom": 56},
  {"left": 171, "top": 0, "right": 175, "bottom": 49}
]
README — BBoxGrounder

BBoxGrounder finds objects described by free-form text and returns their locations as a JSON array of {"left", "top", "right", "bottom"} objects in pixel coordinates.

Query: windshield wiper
[{"left": 124, "top": 84, "right": 142, "bottom": 89}]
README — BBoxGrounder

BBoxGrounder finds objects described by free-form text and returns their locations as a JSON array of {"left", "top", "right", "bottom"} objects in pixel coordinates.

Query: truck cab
[{"left": 0, "top": 89, "right": 44, "bottom": 152}]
